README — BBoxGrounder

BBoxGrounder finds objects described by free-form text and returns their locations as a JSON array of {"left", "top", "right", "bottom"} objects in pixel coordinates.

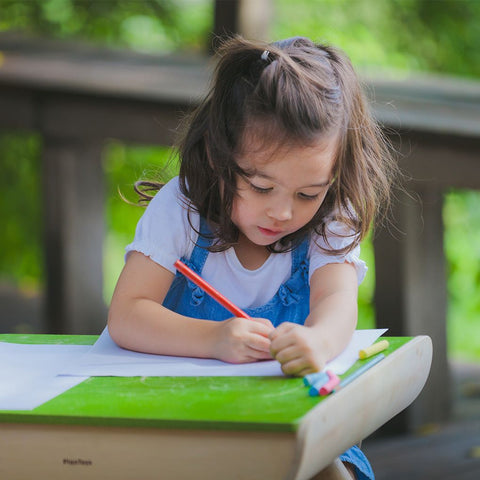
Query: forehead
[{"left": 236, "top": 127, "right": 338, "bottom": 178}]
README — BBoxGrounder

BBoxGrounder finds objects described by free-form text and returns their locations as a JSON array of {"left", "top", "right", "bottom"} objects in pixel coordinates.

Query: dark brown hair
[{"left": 137, "top": 35, "right": 398, "bottom": 254}]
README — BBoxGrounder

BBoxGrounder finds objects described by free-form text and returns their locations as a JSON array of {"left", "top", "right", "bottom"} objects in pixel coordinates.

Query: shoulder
[
  {"left": 149, "top": 176, "right": 184, "bottom": 207},
  {"left": 125, "top": 176, "right": 199, "bottom": 273},
  {"left": 310, "top": 218, "right": 356, "bottom": 252},
  {"left": 144, "top": 176, "right": 195, "bottom": 226},
  {"left": 308, "top": 218, "right": 367, "bottom": 284}
]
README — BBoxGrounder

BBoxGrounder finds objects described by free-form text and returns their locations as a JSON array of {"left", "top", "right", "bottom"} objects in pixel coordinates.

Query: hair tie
[{"left": 261, "top": 50, "right": 270, "bottom": 62}]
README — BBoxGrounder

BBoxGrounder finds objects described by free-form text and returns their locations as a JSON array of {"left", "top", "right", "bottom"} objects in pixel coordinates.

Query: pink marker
[{"left": 319, "top": 370, "right": 340, "bottom": 395}]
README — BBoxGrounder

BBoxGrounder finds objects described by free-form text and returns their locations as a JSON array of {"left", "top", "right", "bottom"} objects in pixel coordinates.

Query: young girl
[{"left": 108, "top": 36, "right": 396, "bottom": 479}]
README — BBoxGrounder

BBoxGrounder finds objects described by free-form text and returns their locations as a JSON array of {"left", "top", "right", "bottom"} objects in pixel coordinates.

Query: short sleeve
[
  {"left": 125, "top": 177, "right": 198, "bottom": 274},
  {"left": 308, "top": 220, "right": 367, "bottom": 285}
]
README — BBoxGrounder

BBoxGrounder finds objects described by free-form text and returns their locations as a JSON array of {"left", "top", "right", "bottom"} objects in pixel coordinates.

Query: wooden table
[
  {"left": 0, "top": 334, "right": 432, "bottom": 480},
  {"left": 0, "top": 34, "right": 479, "bottom": 431}
]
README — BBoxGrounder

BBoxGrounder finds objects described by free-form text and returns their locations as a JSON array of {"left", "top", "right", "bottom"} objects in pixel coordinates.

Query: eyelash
[
  {"left": 249, "top": 183, "right": 272, "bottom": 194},
  {"left": 298, "top": 193, "right": 320, "bottom": 201},
  {"left": 249, "top": 183, "right": 320, "bottom": 201}
]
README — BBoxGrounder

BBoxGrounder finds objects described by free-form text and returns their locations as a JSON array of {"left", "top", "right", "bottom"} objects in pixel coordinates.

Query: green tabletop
[{"left": 0, "top": 334, "right": 410, "bottom": 432}]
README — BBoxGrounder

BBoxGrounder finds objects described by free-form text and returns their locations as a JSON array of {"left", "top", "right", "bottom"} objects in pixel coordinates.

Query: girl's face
[{"left": 232, "top": 135, "right": 337, "bottom": 248}]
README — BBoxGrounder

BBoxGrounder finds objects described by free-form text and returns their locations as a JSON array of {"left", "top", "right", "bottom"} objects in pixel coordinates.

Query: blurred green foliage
[
  {"left": 0, "top": 134, "right": 43, "bottom": 292},
  {"left": 0, "top": 0, "right": 212, "bottom": 53},
  {"left": 102, "top": 141, "right": 178, "bottom": 302},
  {"left": 272, "top": 0, "right": 480, "bottom": 78},
  {"left": 1, "top": 0, "right": 479, "bottom": 360},
  {"left": 444, "top": 191, "right": 480, "bottom": 360}
]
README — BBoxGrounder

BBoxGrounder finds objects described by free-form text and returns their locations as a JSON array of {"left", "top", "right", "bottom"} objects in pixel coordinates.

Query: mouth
[{"left": 258, "top": 226, "right": 283, "bottom": 237}]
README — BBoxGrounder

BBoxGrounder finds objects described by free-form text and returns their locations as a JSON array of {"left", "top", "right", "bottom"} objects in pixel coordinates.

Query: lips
[{"left": 258, "top": 226, "right": 283, "bottom": 237}]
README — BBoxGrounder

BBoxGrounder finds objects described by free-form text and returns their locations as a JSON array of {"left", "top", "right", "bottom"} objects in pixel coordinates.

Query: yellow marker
[{"left": 359, "top": 339, "right": 389, "bottom": 359}]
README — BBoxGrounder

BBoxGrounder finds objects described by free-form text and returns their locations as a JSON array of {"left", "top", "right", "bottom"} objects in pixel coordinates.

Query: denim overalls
[
  {"left": 163, "top": 218, "right": 310, "bottom": 325},
  {"left": 162, "top": 217, "right": 374, "bottom": 480}
]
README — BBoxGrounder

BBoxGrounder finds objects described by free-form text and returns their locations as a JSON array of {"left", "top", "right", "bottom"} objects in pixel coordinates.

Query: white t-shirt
[{"left": 126, "top": 177, "right": 367, "bottom": 310}]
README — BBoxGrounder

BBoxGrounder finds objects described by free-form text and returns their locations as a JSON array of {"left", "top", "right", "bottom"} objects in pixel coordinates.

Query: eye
[
  {"left": 249, "top": 183, "right": 273, "bottom": 194},
  {"left": 298, "top": 192, "right": 320, "bottom": 201}
]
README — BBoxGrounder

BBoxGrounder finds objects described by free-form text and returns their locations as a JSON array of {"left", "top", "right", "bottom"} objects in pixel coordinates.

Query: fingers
[
  {"left": 269, "top": 323, "right": 326, "bottom": 376},
  {"left": 269, "top": 322, "right": 297, "bottom": 355},
  {"left": 214, "top": 317, "right": 274, "bottom": 363},
  {"left": 276, "top": 353, "right": 319, "bottom": 376},
  {"left": 273, "top": 344, "right": 299, "bottom": 365},
  {"left": 251, "top": 317, "right": 275, "bottom": 335},
  {"left": 245, "top": 347, "right": 274, "bottom": 361},
  {"left": 269, "top": 321, "right": 296, "bottom": 343},
  {"left": 246, "top": 331, "right": 273, "bottom": 355},
  {"left": 246, "top": 317, "right": 275, "bottom": 354},
  {"left": 244, "top": 319, "right": 274, "bottom": 359},
  {"left": 273, "top": 344, "right": 317, "bottom": 376}
]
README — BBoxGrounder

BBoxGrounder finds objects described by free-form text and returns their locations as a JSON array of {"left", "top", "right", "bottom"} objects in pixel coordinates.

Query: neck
[{"left": 234, "top": 234, "right": 271, "bottom": 270}]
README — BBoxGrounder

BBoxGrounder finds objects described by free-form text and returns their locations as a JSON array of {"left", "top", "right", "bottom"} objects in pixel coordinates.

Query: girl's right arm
[{"left": 107, "top": 251, "right": 274, "bottom": 363}]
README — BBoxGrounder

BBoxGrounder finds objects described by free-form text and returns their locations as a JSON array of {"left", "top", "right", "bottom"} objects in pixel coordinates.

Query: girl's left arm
[{"left": 269, "top": 261, "right": 358, "bottom": 376}]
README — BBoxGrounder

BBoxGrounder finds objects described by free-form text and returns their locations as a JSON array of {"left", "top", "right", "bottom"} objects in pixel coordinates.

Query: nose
[{"left": 267, "top": 198, "right": 293, "bottom": 222}]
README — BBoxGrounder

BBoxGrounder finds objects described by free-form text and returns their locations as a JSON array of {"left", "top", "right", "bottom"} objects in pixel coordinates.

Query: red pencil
[{"left": 174, "top": 259, "right": 251, "bottom": 319}]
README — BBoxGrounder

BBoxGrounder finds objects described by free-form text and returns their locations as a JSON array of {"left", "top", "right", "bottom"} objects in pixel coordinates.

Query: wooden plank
[
  {"left": 368, "top": 74, "right": 480, "bottom": 138},
  {"left": 39, "top": 92, "right": 188, "bottom": 145},
  {"left": 396, "top": 131, "right": 480, "bottom": 190},
  {"left": 42, "top": 138, "right": 106, "bottom": 334},
  {"left": 0, "top": 423, "right": 297, "bottom": 480},
  {"left": 1, "top": 33, "right": 479, "bottom": 139},
  {"left": 0, "top": 37, "right": 210, "bottom": 103}
]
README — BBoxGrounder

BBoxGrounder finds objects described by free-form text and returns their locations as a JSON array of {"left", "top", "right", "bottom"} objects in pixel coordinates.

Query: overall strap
[
  {"left": 290, "top": 235, "right": 310, "bottom": 273},
  {"left": 164, "top": 216, "right": 216, "bottom": 312},
  {"left": 186, "top": 216, "right": 213, "bottom": 274}
]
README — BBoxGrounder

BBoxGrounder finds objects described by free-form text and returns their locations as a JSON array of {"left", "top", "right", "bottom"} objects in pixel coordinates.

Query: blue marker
[
  {"left": 308, "top": 372, "right": 330, "bottom": 396},
  {"left": 303, "top": 371, "right": 328, "bottom": 387}
]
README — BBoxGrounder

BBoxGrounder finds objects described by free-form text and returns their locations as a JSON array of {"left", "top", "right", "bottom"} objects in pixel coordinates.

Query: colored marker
[
  {"left": 319, "top": 370, "right": 340, "bottom": 395},
  {"left": 174, "top": 259, "right": 251, "bottom": 319},
  {"left": 335, "top": 354, "right": 385, "bottom": 392},
  {"left": 308, "top": 372, "right": 330, "bottom": 396},
  {"left": 303, "top": 371, "right": 329, "bottom": 387},
  {"left": 359, "top": 339, "right": 389, "bottom": 359}
]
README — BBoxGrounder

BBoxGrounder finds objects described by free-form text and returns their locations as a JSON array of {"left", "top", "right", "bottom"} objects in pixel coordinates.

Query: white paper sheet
[
  {"left": 60, "top": 327, "right": 387, "bottom": 377},
  {"left": 0, "top": 342, "right": 90, "bottom": 410}
]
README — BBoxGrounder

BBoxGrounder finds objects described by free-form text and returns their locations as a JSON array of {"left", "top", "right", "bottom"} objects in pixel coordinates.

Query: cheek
[
  {"left": 231, "top": 191, "right": 258, "bottom": 225},
  {"left": 231, "top": 198, "right": 240, "bottom": 225},
  {"left": 231, "top": 194, "right": 246, "bottom": 226},
  {"left": 299, "top": 201, "right": 324, "bottom": 225}
]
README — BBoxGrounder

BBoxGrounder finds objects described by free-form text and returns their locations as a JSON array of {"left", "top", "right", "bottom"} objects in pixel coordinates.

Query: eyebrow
[{"left": 252, "top": 172, "right": 332, "bottom": 188}]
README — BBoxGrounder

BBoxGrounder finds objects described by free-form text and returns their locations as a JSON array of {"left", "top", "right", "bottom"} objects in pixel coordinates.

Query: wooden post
[
  {"left": 211, "top": 0, "right": 240, "bottom": 51},
  {"left": 374, "top": 185, "right": 450, "bottom": 433},
  {"left": 211, "top": 0, "right": 272, "bottom": 51},
  {"left": 42, "top": 138, "right": 107, "bottom": 334},
  {"left": 238, "top": 0, "right": 272, "bottom": 41}
]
